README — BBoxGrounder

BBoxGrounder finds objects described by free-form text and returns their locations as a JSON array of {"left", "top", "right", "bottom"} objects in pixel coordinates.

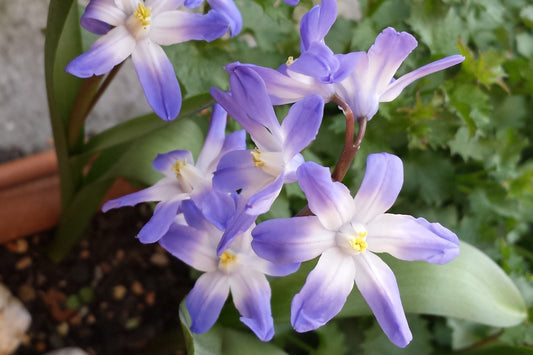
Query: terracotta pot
[{"left": 0, "top": 151, "right": 138, "bottom": 244}]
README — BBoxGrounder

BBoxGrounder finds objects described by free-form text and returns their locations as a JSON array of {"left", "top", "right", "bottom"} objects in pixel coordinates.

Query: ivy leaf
[
  {"left": 311, "top": 321, "right": 347, "bottom": 355},
  {"left": 448, "top": 127, "right": 490, "bottom": 161},
  {"left": 407, "top": 1, "right": 464, "bottom": 55}
]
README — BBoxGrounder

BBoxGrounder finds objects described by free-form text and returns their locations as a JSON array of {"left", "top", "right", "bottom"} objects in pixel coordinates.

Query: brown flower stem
[
  {"left": 296, "top": 97, "right": 368, "bottom": 217},
  {"left": 330, "top": 96, "right": 368, "bottom": 182}
]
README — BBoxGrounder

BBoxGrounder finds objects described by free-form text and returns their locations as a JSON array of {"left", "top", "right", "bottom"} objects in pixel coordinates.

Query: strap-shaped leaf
[{"left": 270, "top": 242, "right": 527, "bottom": 327}]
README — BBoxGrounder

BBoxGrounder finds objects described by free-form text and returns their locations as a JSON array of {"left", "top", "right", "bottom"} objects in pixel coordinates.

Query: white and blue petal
[
  {"left": 217, "top": 211, "right": 258, "bottom": 255},
  {"left": 297, "top": 162, "right": 355, "bottom": 231},
  {"left": 159, "top": 222, "right": 218, "bottom": 272},
  {"left": 213, "top": 150, "right": 272, "bottom": 193},
  {"left": 145, "top": 0, "right": 184, "bottom": 15},
  {"left": 366, "top": 214, "right": 460, "bottom": 264},
  {"left": 150, "top": 10, "right": 229, "bottom": 45},
  {"left": 225, "top": 62, "right": 327, "bottom": 105},
  {"left": 245, "top": 175, "right": 285, "bottom": 215},
  {"left": 281, "top": 94, "right": 323, "bottom": 160},
  {"left": 101, "top": 178, "right": 183, "bottom": 211},
  {"left": 207, "top": 0, "right": 243, "bottom": 36},
  {"left": 299, "top": 0, "right": 337, "bottom": 51},
  {"left": 380, "top": 55, "right": 465, "bottom": 102},
  {"left": 65, "top": 25, "right": 135, "bottom": 78},
  {"left": 229, "top": 271, "right": 274, "bottom": 341},
  {"left": 353, "top": 153, "right": 403, "bottom": 224},
  {"left": 186, "top": 271, "right": 230, "bottom": 334},
  {"left": 131, "top": 39, "right": 181, "bottom": 121},
  {"left": 225, "top": 67, "right": 283, "bottom": 145},
  {"left": 359, "top": 27, "right": 418, "bottom": 97},
  {"left": 291, "top": 248, "right": 355, "bottom": 332},
  {"left": 80, "top": 0, "right": 126, "bottom": 34},
  {"left": 353, "top": 252, "right": 412, "bottom": 348},
  {"left": 289, "top": 43, "right": 339, "bottom": 83},
  {"left": 137, "top": 198, "right": 185, "bottom": 243},
  {"left": 252, "top": 256, "right": 300, "bottom": 277},
  {"left": 195, "top": 105, "right": 227, "bottom": 173},
  {"left": 252, "top": 216, "right": 335, "bottom": 264},
  {"left": 152, "top": 150, "right": 194, "bottom": 175}
]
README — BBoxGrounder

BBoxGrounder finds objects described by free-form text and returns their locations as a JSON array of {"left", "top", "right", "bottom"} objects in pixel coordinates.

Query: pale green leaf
[
  {"left": 362, "top": 316, "right": 433, "bottom": 355},
  {"left": 271, "top": 242, "right": 527, "bottom": 328},
  {"left": 179, "top": 301, "right": 288, "bottom": 355}
]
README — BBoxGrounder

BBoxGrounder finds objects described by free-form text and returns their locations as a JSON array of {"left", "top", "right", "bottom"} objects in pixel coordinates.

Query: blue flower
[
  {"left": 66, "top": 0, "right": 231, "bottom": 121},
  {"left": 210, "top": 67, "right": 324, "bottom": 254},
  {"left": 159, "top": 200, "right": 299, "bottom": 340},
  {"left": 228, "top": 0, "right": 464, "bottom": 120},
  {"left": 102, "top": 104, "right": 245, "bottom": 243},
  {"left": 251, "top": 153, "right": 460, "bottom": 347}
]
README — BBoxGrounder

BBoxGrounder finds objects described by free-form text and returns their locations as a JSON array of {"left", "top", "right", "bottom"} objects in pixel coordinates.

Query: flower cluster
[{"left": 74, "top": 0, "right": 465, "bottom": 348}]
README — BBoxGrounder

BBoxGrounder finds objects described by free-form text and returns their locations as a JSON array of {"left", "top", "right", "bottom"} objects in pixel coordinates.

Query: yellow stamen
[
  {"left": 251, "top": 148, "right": 265, "bottom": 168},
  {"left": 286, "top": 56, "right": 295, "bottom": 66},
  {"left": 172, "top": 160, "right": 186, "bottom": 177},
  {"left": 349, "top": 236, "right": 368, "bottom": 252},
  {"left": 134, "top": 3, "right": 152, "bottom": 27},
  {"left": 220, "top": 251, "right": 237, "bottom": 266}
]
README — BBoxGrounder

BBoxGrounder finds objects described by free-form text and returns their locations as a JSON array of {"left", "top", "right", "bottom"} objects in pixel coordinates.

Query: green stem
[
  {"left": 67, "top": 62, "right": 123, "bottom": 151},
  {"left": 67, "top": 75, "right": 103, "bottom": 150}
]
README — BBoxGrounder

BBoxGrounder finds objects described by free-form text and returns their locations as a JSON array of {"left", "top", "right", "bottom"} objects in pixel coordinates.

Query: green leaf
[
  {"left": 100, "top": 115, "right": 205, "bottom": 186},
  {"left": 311, "top": 321, "right": 347, "bottom": 355},
  {"left": 48, "top": 178, "right": 116, "bottom": 261},
  {"left": 459, "top": 345, "right": 533, "bottom": 355},
  {"left": 80, "top": 93, "right": 213, "bottom": 158},
  {"left": 407, "top": 1, "right": 464, "bottom": 55},
  {"left": 270, "top": 242, "right": 527, "bottom": 328},
  {"left": 520, "top": 5, "right": 533, "bottom": 28},
  {"left": 179, "top": 301, "right": 288, "bottom": 355},
  {"left": 45, "top": 0, "right": 84, "bottom": 206}
]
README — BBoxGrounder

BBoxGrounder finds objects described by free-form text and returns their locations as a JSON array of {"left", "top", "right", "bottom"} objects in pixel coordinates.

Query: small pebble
[
  {"left": 56, "top": 322, "right": 69, "bottom": 336},
  {"left": 150, "top": 252, "right": 169, "bottom": 267},
  {"left": 131, "top": 281, "right": 144, "bottom": 295},
  {"left": 79, "top": 249, "right": 90, "bottom": 259},
  {"left": 112, "top": 285, "right": 127, "bottom": 300},
  {"left": 15, "top": 256, "right": 32, "bottom": 270},
  {"left": 115, "top": 249, "right": 125, "bottom": 261},
  {"left": 18, "top": 284, "right": 36, "bottom": 302},
  {"left": 145, "top": 291, "right": 155, "bottom": 306},
  {"left": 125, "top": 317, "right": 141, "bottom": 329},
  {"left": 6, "top": 239, "right": 28, "bottom": 253}
]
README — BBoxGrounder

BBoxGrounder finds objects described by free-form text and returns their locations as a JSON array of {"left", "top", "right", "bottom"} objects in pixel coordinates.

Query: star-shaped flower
[{"left": 252, "top": 153, "right": 460, "bottom": 347}]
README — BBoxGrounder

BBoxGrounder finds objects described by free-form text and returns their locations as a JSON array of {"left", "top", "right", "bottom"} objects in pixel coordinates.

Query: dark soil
[{"left": 0, "top": 204, "right": 194, "bottom": 355}]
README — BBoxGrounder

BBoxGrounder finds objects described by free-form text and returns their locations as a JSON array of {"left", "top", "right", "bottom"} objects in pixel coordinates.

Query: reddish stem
[{"left": 296, "top": 97, "right": 368, "bottom": 216}]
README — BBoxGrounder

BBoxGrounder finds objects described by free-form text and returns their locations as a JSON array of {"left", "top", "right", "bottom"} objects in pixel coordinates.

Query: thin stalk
[
  {"left": 330, "top": 96, "right": 368, "bottom": 182},
  {"left": 67, "top": 75, "right": 103, "bottom": 150},
  {"left": 296, "top": 98, "right": 368, "bottom": 217},
  {"left": 67, "top": 63, "right": 123, "bottom": 150}
]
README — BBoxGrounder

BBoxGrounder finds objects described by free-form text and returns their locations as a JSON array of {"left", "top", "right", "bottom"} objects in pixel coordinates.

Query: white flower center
[
  {"left": 171, "top": 159, "right": 206, "bottom": 193},
  {"left": 250, "top": 148, "right": 284, "bottom": 177},
  {"left": 126, "top": 3, "right": 152, "bottom": 39},
  {"left": 336, "top": 222, "right": 368, "bottom": 255},
  {"left": 218, "top": 250, "right": 239, "bottom": 273}
]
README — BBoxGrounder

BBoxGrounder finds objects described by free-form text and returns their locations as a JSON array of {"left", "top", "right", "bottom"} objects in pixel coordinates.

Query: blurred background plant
[{"left": 41, "top": 0, "right": 533, "bottom": 353}]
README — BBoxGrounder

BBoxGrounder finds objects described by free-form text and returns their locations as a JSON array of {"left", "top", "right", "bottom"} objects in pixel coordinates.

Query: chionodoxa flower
[
  {"left": 252, "top": 153, "right": 460, "bottom": 347},
  {"left": 66, "top": 0, "right": 232, "bottom": 120}
]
